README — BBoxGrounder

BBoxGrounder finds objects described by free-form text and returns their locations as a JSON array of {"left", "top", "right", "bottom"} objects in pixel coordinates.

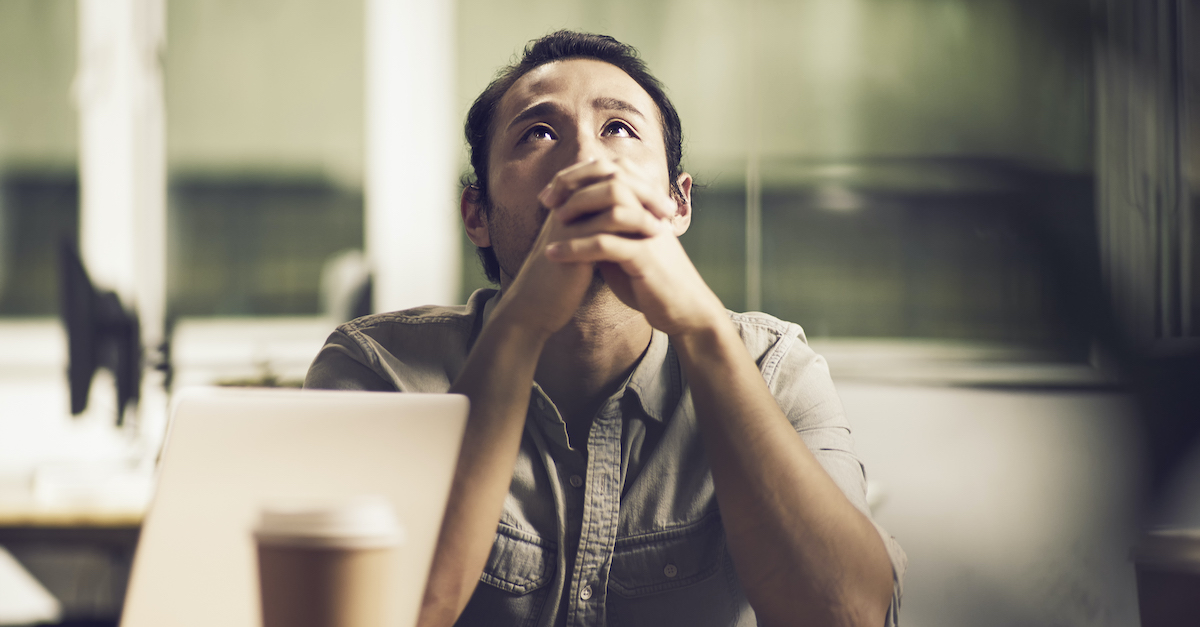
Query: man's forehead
[{"left": 496, "top": 58, "right": 659, "bottom": 124}]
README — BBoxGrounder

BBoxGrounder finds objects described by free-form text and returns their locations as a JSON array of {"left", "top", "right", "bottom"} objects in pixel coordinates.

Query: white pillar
[
  {"left": 365, "top": 0, "right": 460, "bottom": 312},
  {"left": 74, "top": 0, "right": 166, "bottom": 447}
]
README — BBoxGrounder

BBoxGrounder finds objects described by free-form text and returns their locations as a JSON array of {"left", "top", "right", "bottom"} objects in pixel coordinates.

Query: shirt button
[
  {"left": 569, "top": 475, "right": 583, "bottom": 488},
  {"left": 580, "top": 585, "right": 593, "bottom": 600},
  {"left": 535, "top": 397, "right": 545, "bottom": 410},
  {"left": 663, "top": 564, "right": 678, "bottom": 578}
]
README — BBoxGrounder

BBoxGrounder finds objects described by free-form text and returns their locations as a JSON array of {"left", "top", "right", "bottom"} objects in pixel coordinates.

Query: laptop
[{"left": 120, "top": 387, "right": 468, "bottom": 627}]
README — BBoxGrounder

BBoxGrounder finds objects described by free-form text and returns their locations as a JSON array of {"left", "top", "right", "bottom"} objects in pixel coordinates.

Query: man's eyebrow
[
  {"left": 593, "top": 97, "right": 646, "bottom": 120},
  {"left": 505, "top": 101, "right": 565, "bottom": 133},
  {"left": 503, "top": 97, "right": 648, "bottom": 134}
]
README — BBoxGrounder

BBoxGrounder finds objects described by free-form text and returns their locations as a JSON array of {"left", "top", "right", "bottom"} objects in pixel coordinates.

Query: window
[{"left": 0, "top": 0, "right": 78, "bottom": 318}]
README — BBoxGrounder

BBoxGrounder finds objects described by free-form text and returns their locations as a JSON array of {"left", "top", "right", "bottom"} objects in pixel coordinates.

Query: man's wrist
[
  {"left": 668, "top": 312, "right": 740, "bottom": 362},
  {"left": 486, "top": 294, "right": 558, "bottom": 347}
]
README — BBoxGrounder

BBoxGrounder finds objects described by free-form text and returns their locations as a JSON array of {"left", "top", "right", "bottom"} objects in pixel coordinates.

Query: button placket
[{"left": 566, "top": 407, "right": 622, "bottom": 627}]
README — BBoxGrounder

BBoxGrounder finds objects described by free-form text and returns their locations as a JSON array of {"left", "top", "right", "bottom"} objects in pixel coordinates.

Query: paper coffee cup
[
  {"left": 1133, "top": 527, "right": 1200, "bottom": 627},
  {"left": 255, "top": 496, "right": 403, "bottom": 627}
]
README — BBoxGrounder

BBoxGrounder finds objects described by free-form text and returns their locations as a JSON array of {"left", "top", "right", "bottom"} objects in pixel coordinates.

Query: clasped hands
[{"left": 501, "top": 157, "right": 725, "bottom": 339}]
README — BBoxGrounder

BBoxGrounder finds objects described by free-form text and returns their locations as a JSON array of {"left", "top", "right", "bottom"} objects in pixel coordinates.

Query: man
[{"left": 306, "top": 31, "right": 905, "bottom": 627}]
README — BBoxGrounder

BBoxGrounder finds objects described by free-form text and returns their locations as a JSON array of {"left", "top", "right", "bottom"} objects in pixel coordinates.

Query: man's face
[{"left": 469, "top": 58, "right": 675, "bottom": 286}]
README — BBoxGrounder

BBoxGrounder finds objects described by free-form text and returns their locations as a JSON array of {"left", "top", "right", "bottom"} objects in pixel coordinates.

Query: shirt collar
[
  {"left": 624, "top": 328, "right": 681, "bottom": 424},
  {"left": 478, "top": 287, "right": 500, "bottom": 325}
]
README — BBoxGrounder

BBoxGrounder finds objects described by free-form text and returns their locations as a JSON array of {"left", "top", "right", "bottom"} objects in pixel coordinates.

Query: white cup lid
[{"left": 255, "top": 495, "right": 404, "bottom": 549}]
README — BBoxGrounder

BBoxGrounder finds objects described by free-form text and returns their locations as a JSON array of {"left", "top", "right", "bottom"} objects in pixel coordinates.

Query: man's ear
[
  {"left": 461, "top": 185, "right": 491, "bottom": 248},
  {"left": 671, "top": 172, "right": 693, "bottom": 237}
]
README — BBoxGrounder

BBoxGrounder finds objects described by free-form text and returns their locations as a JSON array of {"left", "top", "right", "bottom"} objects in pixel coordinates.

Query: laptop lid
[{"left": 120, "top": 387, "right": 467, "bottom": 627}]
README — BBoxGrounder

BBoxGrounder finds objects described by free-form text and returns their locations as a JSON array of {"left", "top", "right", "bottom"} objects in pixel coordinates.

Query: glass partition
[
  {"left": 164, "top": 0, "right": 365, "bottom": 318},
  {"left": 0, "top": 0, "right": 78, "bottom": 317},
  {"left": 455, "top": 0, "right": 1095, "bottom": 355}
]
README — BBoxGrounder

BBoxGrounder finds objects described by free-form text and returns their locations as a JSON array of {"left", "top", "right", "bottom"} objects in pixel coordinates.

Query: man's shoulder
[
  {"left": 327, "top": 288, "right": 496, "bottom": 370},
  {"left": 307, "top": 289, "right": 497, "bottom": 392},
  {"left": 721, "top": 310, "right": 827, "bottom": 384},
  {"left": 726, "top": 310, "right": 808, "bottom": 348},
  {"left": 309, "top": 288, "right": 496, "bottom": 389},
  {"left": 336, "top": 288, "right": 496, "bottom": 340}
]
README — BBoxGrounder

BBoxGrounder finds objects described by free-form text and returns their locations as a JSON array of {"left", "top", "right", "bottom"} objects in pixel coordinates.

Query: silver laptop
[{"left": 120, "top": 387, "right": 467, "bottom": 627}]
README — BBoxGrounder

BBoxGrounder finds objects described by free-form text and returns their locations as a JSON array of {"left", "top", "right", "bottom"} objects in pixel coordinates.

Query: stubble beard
[{"left": 490, "top": 199, "right": 615, "bottom": 311}]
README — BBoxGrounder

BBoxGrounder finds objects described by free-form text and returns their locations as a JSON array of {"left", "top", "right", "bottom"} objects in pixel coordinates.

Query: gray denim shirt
[{"left": 305, "top": 289, "right": 906, "bottom": 627}]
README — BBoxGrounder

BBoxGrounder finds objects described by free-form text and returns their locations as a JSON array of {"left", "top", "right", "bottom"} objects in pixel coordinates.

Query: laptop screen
[{"left": 120, "top": 388, "right": 467, "bottom": 627}]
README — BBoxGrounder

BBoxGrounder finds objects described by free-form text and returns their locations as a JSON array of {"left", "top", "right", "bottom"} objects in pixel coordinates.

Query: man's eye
[
  {"left": 603, "top": 121, "right": 634, "bottom": 138},
  {"left": 521, "top": 126, "right": 556, "bottom": 142}
]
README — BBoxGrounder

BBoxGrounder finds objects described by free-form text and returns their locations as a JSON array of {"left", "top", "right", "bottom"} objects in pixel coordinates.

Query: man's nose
[{"left": 562, "top": 128, "right": 604, "bottom": 167}]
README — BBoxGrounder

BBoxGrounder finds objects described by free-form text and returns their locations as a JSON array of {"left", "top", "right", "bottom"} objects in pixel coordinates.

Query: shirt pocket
[
  {"left": 456, "top": 525, "right": 556, "bottom": 627},
  {"left": 607, "top": 516, "right": 753, "bottom": 627}
]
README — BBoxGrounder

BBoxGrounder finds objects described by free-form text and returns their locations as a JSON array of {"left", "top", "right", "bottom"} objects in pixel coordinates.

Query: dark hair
[{"left": 463, "top": 30, "right": 685, "bottom": 284}]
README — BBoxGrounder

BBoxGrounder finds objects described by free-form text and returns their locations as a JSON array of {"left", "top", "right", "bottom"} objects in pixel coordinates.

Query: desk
[
  {"left": 0, "top": 502, "right": 144, "bottom": 530},
  {"left": 0, "top": 499, "right": 144, "bottom": 626}
]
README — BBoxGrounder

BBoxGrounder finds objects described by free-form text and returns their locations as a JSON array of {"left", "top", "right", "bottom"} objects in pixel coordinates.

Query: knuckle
[{"left": 603, "top": 182, "right": 624, "bottom": 204}]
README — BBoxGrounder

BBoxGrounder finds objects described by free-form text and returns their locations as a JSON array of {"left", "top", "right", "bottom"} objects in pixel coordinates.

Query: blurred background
[{"left": 0, "top": 0, "right": 1198, "bottom": 625}]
